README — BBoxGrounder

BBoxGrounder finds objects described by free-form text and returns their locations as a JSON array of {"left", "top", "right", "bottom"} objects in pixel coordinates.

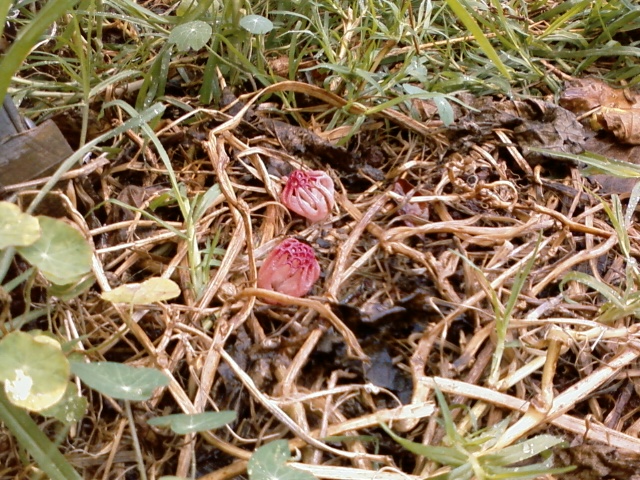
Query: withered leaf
[
  {"left": 560, "top": 77, "right": 640, "bottom": 114},
  {"left": 599, "top": 107, "right": 640, "bottom": 145},
  {"left": 393, "top": 179, "right": 429, "bottom": 224},
  {"left": 447, "top": 98, "right": 585, "bottom": 166},
  {"left": 561, "top": 78, "right": 640, "bottom": 145}
]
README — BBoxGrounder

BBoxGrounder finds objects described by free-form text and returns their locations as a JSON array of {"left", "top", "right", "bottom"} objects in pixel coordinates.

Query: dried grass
[{"left": 5, "top": 76, "right": 640, "bottom": 478}]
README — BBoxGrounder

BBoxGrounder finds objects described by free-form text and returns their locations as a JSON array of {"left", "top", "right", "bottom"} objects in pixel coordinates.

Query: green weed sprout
[
  {"left": 561, "top": 181, "right": 640, "bottom": 324},
  {"left": 453, "top": 237, "right": 540, "bottom": 387},
  {"left": 382, "top": 387, "right": 574, "bottom": 479}
]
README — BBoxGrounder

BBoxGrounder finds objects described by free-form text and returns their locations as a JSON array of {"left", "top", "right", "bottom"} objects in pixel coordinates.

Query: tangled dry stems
[{"left": 4, "top": 77, "right": 640, "bottom": 478}]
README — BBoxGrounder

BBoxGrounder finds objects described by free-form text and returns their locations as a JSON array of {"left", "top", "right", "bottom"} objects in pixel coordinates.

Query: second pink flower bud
[
  {"left": 280, "top": 169, "right": 335, "bottom": 223},
  {"left": 257, "top": 238, "right": 321, "bottom": 303}
]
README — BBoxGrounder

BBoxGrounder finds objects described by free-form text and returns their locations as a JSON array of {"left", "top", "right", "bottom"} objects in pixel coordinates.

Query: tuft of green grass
[
  {"left": 453, "top": 237, "right": 541, "bottom": 387},
  {"left": 382, "top": 387, "right": 575, "bottom": 479},
  {"left": 561, "top": 181, "right": 640, "bottom": 324}
]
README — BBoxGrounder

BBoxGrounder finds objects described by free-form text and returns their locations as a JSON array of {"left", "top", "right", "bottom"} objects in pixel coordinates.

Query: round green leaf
[
  {"left": 148, "top": 411, "right": 236, "bottom": 434},
  {"left": 101, "top": 277, "right": 181, "bottom": 305},
  {"left": 0, "top": 331, "right": 70, "bottom": 411},
  {"left": 0, "top": 201, "right": 40, "bottom": 249},
  {"left": 169, "top": 20, "right": 212, "bottom": 51},
  {"left": 16, "top": 216, "right": 92, "bottom": 285},
  {"left": 239, "top": 15, "right": 274, "bottom": 35},
  {"left": 70, "top": 361, "right": 169, "bottom": 401}
]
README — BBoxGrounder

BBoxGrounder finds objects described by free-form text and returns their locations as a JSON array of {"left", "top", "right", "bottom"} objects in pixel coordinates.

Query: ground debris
[
  {"left": 7, "top": 78, "right": 640, "bottom": 478},
  {"left": 448, "top": 96, "right": 586, "bottom": 166},
  {"left": 553, "top": 443, "right": 640, "bottom": 480}
]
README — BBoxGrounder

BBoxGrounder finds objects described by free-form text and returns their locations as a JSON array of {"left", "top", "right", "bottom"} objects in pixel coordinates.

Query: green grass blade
[
  {"left": 433, "top": 384, "right": 466, "bottom": 446},
  {"left": 605, "top": 195, "right": 631, "bottom": 259},
  {"left": 529, "top": 148, "right": 640, "bottom": 178},
  {"left": 445, "top": 0, "right": 511, "bottom": 79},
  {"left": 624, "top": 181, "right": 640, "bottom": 228},
  {"left": 107, "top": 199, "right": 186, "bottom": 239},
  {"left": 539, "top": 0, "right": 592, "bottom": 39},
  {"left": 25, "top": 102, "right": 166, "bottom": 215},
  {"left": 0, "top": 0, "right": 12, "bottom": 39},
  {"left": 89, "top": 69, "right": 142, "bottom": 99},
  {"left": 0, "top": 0, "right": 80, "bottom": 101},
  {"left": 380, "top": 422, "right": 467, "bottom": 465},
  {"left": 502, "top": 237, "right": 540, "bottom": 322},
  {"left": 0, "top": 390, "right": 82, "bottom": 480},
  {"left": 560, "top": 271, "right": 624, "bottom": 308},
  {"left": 104, "top": 100, "right": 188, "bottom": 218},
  {"left": 481, "top": 434, "right": 566, "bottom": 465}
]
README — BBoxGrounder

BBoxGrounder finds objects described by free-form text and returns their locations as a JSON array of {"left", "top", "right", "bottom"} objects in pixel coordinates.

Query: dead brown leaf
[
  {"left": 600, "top": 107, "right": 640, "bottom": 145},
  {"left": 561, "top": 78, "right": 640, "bottom": 145},
  {"left": 560, "top": 77, "right": 640, "bottom": 114}
]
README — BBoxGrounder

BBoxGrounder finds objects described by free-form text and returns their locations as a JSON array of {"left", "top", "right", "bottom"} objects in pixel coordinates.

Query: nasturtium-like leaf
[
  {"left": 239, "top": 14, "right": 274, "bottom": 35},
  {"left": 248, "top": 440, "right": 317, "bottom": 480},
  {"left": 40, "top": 382, "right": 87, "bottom": 424},
  {"left": 101, "top": 277, "right": 180, "bottom": 305},
  {"left": 169, "top": 20, "right": 212, "bottom": 51},
  {"left": 0, "top": 331, "right": 69, "bottom": 411},
  {"left": 16, "top": 216, "right": 92, "bottom": 285},
  {"left": 0, "top": 201, "right": 40, "bottom": 249},
  {"left": 148, "top": 411, "right": 236, "bottom": 434},
  {"left": 70, "top": 361, "right": 169, "bottom": 401}
]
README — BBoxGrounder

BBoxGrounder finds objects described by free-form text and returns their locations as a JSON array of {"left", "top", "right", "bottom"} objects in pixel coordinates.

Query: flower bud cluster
[{"left": 257, "top": 169, "right": 335, "bottom": 303}]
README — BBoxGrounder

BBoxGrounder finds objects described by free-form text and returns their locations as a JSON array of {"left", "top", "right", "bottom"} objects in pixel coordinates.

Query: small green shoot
[
  {"left": 148, "top": 411, "right": 237, "bottom": 434},
  {"left": 561, "top": 182, "right": 640, "bottom": 323},
  {"left": 454, "top": 237, "right": 541, "bottom": 386},
  {"left": 248, "top": 440, "right": 317, "bottom": 480},
  {"left": 381, "top": 387, "right": 574, "bottom": 479}
]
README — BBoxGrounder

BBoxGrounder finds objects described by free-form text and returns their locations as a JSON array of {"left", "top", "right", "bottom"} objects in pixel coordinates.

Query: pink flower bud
[
  {"left": 257, "top": 238, "right": 321, "bottom": 302},
  {"left": 281, "top": 170, "right": 335, "bottom": 223}
]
